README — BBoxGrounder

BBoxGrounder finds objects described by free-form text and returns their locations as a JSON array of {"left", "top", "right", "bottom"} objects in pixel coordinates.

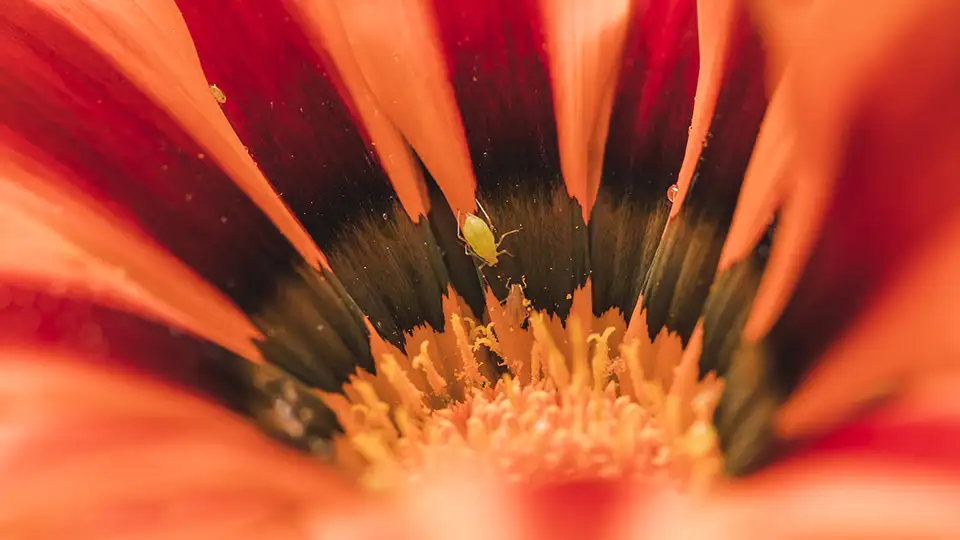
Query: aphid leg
[
  {"left": 496, "top": 249, "right": 514, "bottom": 259},
  {"left": 456, "top": 210, "right": 465, "bottom": 242},
  {"left": 495, "top": 227, "right": 522, "bottom": 247},
  {"left": 476, "top": 199, "right": 495, "bottom": 229}
]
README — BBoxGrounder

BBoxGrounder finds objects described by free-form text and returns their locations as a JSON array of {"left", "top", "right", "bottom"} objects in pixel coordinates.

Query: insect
[
  {"left": 458, "top": 199, "right": 522, "bottom": 269},
  {"left": 210, "top": 84, "right": 227, "bottom": 104},
  {"left": 502, "top": 275, "right": 533, "bottom": 321}
]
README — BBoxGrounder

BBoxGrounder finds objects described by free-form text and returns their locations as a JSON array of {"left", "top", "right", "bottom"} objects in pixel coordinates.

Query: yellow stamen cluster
[{"left": 320, "top": 285, "right": 724, "bottom": 493}]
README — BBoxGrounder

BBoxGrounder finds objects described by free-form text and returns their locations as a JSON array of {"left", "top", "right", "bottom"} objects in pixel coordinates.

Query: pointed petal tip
[
  {"left": 542, "top": 0, "right": 634, "bottom": 218},
  {"left": 16, "top": 0, "right": 325, "bottom": 266},
  {"left": 0, "top": 144, "right": 263, "bottom": 361},
  {"left": 310, "top": 0, "right": 478, "bottom": 215}
]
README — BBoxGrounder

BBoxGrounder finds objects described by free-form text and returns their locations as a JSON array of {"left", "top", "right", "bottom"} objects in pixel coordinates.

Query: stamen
[
  {"left": 451, "top": 313, "right": 484, "bottom": 386},
  {"left": 323, "top": 287, "right": 724, "bottom": 493},
  {"left": 380, "top": 353, "right": 426, "bottom": 414},
  {"left": 569, "top": 316, "right": 589, "bottom": 390},
  {"left": 411, "top": 340, "right": 447, "bottom": 395},
  {"left": 588, "top": 327, "right": 616, "bottom": 393}
]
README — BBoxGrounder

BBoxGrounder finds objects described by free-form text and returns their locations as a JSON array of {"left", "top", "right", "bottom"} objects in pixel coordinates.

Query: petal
[
  {"left": 176, "top": 0, "right": 487, "bottom": 347},
  {"left": 1, "top": 140, "right": 261, "bottom": 362},
  {"left": 2, "top": 2, "right": 377, "bottom": 389},
  {"left": 0, "top": 281, "right": 340, "bottom": 446},
  {"left": 746, "top": 0, "right": 960, "bottom": 440},
  {"left": 638, "top": 0, "right": 769, "bottom": 342},
  {"left": 14, "top": 0, "right": 323, "bottom": 265},
  {"left": 431, "top": 0, "right": 560, "bottom": 185},
  {"left": 590, "top": 0, "right": 700, "bottom": 318},
  {"left": 0, "top": 279, "right": 360, "bottom": 536},
  {"left": 716, "top": 85, "right": 794, "bottom": 275},
  {"left": 429, "top": 0, "right": 591, "bottom": 317},
  {"left": 303, "top": 0, "right": 478, "bottom": 215},
  {"left": 0, "top": 350, "right": 358, "bottom": 538},
  {"left": 541, "top": 0, "right": 632, "bottom": 218},
  {"left": 1, "top": 2, "right": 304, "bottom": 313},
  {"left": 639, "top": 376, "right": 960, "bottom": 539}
]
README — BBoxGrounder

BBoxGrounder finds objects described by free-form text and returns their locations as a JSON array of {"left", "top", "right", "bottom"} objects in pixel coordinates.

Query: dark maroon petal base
[
  {"left": 591, "top": 0, "right": 700, "bottom": 319},
  {"left": 640, "top": 9, "right": 768, "bottom": 343},
  {"left": 430, "top": 0, "right": 590, "bottom": 318}
]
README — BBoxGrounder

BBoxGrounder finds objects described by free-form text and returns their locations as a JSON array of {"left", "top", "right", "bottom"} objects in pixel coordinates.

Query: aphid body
[
  {"left": 210, "top": 84, "right": 227, "bottom": 104},
  {"left": 462, "top": 214, "right": 498, "bottom": 264},
  {"left": 458, "top": 200, "right": 521, "bottom": 268}
]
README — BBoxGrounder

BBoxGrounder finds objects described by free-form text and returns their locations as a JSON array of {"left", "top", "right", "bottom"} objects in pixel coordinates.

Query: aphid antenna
[{"left": 475, "top": 198, "right": 495, "bottom": 230}]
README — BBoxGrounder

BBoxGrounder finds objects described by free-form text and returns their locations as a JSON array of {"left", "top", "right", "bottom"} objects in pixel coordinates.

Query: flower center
[{"left": 320, "top": 284, "right": 725, "bottom": 493}]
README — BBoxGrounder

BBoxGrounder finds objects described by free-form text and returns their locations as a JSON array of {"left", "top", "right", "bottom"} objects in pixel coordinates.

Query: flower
[{"left": 2, "top": 0, "right": 959, "bottom": 538}]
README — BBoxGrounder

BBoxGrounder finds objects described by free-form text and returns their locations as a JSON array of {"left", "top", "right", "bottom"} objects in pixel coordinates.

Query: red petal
[
  {"left": 1, "top": 3, "right": 312, "bottom": 315},
  {"left": 642, "top": 380, "right": 960, "bottom": 539},
  {"left": 430, "top": 0, "right": 560, "bottom": 187},
  {"left": 298, "top": 0, "right": 478, "bottom": 215},
  {"left": 636, "top": 0, "right": 769, "bottom": 342},
  {"left": 736, "top": 0, "right": 960, "bottom": 439},
  {"left": 601, "top": 0, "right": 698, "bottom": 202},
  {"left": 0, "top": 346, "right": 359, "bottom": 538},
  {"left": 589, "top": 0, "right": 699, "bottom": 318},
  {"left": 176, "top": 0, "right": 425, "bottom": 239},
  {"left": 1, "top": 142, "right": 262, "bottom": 362},
  {"left": 428, "top": 0, "right": 596, "bottom": 320}
]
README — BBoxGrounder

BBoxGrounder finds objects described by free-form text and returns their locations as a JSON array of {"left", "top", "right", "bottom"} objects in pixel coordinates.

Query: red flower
[{"left": 1, "top": 0, "right": 958, "bottom": 537}]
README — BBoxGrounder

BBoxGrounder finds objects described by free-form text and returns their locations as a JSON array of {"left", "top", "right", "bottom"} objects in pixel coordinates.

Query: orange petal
[
  {"left": 639, "top": 375, "right": 960, "bottom": 539},
  {"left": 740, "top": 0, "right": 960, "bottom": 439},
  {"left": 1, "top": 139, "right": 261, "bottom": 362},
  {"left": 17, "top": 0, "right": 324, "bottom": 267},
  {"left": 590, "top": 0, "right": 698, "bottom": 318},
  {"left": 670, "top": 0, "right": 742, "bottom": 214},
  {"left": 541, "top": 0, "right": 633, "bottom": 219},
  {"left": 300, "top": 0, "right": 477, "bottom": 216},
  {"left": 0, "top": 349, "right": 359, "bottom": 539},
  {"left": 3, "top": 2, "right": 327, "bottom": 334},
  {"left": 635, "top": 0, "right": 768, "bottom": 343}
]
